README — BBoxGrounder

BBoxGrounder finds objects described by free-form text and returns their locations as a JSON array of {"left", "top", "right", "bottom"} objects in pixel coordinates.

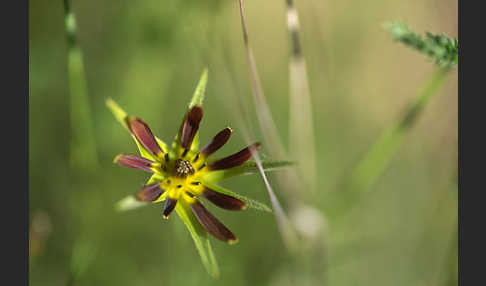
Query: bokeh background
[{"left": 29, "top": 0, "right": 458, "bottom": 285}]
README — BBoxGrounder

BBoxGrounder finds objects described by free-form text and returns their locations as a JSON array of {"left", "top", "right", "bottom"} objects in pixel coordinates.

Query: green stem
[
  {"left": 338, "top": 67, "right": 451, "bottom": 210},
  {"left": 63, "top": 0, "right": 98, "bottom": 171}
]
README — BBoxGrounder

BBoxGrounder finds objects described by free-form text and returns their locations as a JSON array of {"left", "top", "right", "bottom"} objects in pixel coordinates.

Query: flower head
[
  {"left": 107, "top": 69, "right": 291, "bottom": 277},
  {"left": 115, "top": 105, "right": 261, "bottom": 243}
]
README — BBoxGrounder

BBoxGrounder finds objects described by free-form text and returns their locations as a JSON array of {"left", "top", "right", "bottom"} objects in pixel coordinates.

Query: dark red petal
[
  {"left": 114, "top": 154, "right": 155, "bottom": 172},
  {"left": 162, "top": 197, "right": 177, "bottom": 219},
  {"left": 208, "top": 143, "right": 261, "bottom": 171},
  {"left": 135, "top": 183, "right": 164, "bottom": 202},
  {"left": 200, "top": 127, "right": 232, "bottom": 157},
  {"left": 190, "top": 200, "right": 237, "bottom": 243},
  {"left": 181, "top": 106, "right": 203, "bottom": 149},
  {"left": 128, "top": 117, "right": 163, "bottom": 156},
  {"left": 202, "top": 187, "right": 247, "bottom": 211}
]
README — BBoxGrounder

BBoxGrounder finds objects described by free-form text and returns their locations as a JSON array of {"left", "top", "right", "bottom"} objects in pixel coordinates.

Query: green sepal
[
  {"left": 201, "top": 180, "right": 272, "bottom": 213},
  {"left": 106, "top": 98, "right": 169, "bottom": 160},
  {"left": 106, "top": 98, "right": 130, "bottom": 130},
  {"left": 115, "top": 195, "right": 148, "bottom": 212},
  {"left": 146, "top": 173, "right": 165, "bottom": 184},
  {"left": 132, "top": 135, "right": 158, "bottom": 161},
  {"left": 170, "top": 68, "right": 208, "bottom": 157},
  {"left": 202, "top": 160, "right": 294, "bottom": 182},
  {"left": 188, "top": 67, "right": 208, "bottom": 109},
  {"left": 175, "top": 201, "right": 220, "bottom": 278}
]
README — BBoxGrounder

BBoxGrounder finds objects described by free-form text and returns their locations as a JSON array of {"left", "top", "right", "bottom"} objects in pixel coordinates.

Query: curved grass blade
[
  {"left": 252, "top": 154, "right": 300, "bottom": 253},
  {"left": 203, "top": 160, "right": 294, "bottom": 182},
  {"left": 235, "top": 1, "right": 301, "bottom": 252},
  {"left": 201, "top": 181, "right": 272, "bottom": 213},
  {"left": 175, "top": 201, "right": 220, "bottom": 278}
]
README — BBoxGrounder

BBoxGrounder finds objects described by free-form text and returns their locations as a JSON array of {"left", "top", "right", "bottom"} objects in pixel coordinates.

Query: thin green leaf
[
  {"left": 201, "top": 180, "right": 272, "bottom": 213},
  {"left": 175, "top": 202, "right": 220, "bottom": 278},
  {"left": 202, "top": 160, "right": 294, "bottom": 182}
]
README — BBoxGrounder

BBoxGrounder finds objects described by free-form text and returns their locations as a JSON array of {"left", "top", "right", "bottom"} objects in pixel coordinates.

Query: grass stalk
[
  {"left": 237, "top": 0, "right": 286, "bottom": 160},
  {"left": 237, "top": 0, "right": 299, "bottom": 251},
  {"left": 338, "top": 67, "right": 451, "bottom": 211},
  {"left": 286, "top": 0, "right": 317, "bottom": 194},
  {"left": 63, "top": 0, "right": 98, "bottom": 171}
]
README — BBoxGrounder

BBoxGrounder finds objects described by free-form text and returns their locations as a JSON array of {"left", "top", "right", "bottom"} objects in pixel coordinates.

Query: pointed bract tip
[
  {"left": 228, "top": 238, "right": 239, "bottom": 245},
  {"left": 113, "top": 154, "right": 122, "bottom": 163}
]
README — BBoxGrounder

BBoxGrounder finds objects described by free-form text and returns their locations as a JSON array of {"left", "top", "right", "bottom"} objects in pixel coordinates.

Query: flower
[
  {"left": 114, "top": 105, "right": 261, "bottom": 244},
  {"left": 107, "top": 70, "right": 292, "bottom": 277}
]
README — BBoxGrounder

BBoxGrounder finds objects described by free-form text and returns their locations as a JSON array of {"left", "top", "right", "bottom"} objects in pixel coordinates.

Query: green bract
[{"left": 106, "top": 69, "right": 292, "bottom": 278}]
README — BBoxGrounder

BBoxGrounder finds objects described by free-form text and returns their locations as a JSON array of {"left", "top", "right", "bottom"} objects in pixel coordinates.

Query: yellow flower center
[{"left": 153, "top": 151, "right": 209, "bottom": 205}]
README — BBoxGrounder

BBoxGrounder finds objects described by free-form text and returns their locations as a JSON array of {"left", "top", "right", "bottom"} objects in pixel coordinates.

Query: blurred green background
[{"left": 29, "top": 0, "right": 457, "bottom": 285}]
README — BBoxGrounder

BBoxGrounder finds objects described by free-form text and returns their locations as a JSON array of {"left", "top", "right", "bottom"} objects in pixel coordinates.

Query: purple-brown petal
[
  {"left": 190, "top": 200, "right": 237, "bottom": 243},
  {"left": 114, "top": 154, "right": 155, "bottom": 172},
  {"left": 128, "top": 117, "right": 163, "bottom": 156},
  {"left": 135, "top": 183, "right": 164, "bottom": 202},
  {"left": 202, "top": 187, "right": 247, "bottom": 211},
  {"left": 162, "top": 197, "right": 177, "bottom": 219},
  {"left": 181, "top": 106, "right": 203, "bottom": 149},
  {"left": 208, "top": 142, "right": 261, "bottom": 171},
  {"left": 200, "top": 127, "right": 232, "bottom": 157}
]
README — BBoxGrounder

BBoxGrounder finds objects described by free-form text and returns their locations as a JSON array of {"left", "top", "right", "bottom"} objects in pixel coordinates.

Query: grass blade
[
  {"left": 237, "top": 0, "right": 287, "bottom": 161},
  {"left": 339, "top": 67, "right": 451, "bottom": 211},
  {"left": 237, "top": 0, "right": 301, "bottom": 252},
  {"left": 63, "top": 0, "right": 98, "bottom": 171},
  {"left": 286, "top": 0, "right": 317, "bottom": 193}
]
